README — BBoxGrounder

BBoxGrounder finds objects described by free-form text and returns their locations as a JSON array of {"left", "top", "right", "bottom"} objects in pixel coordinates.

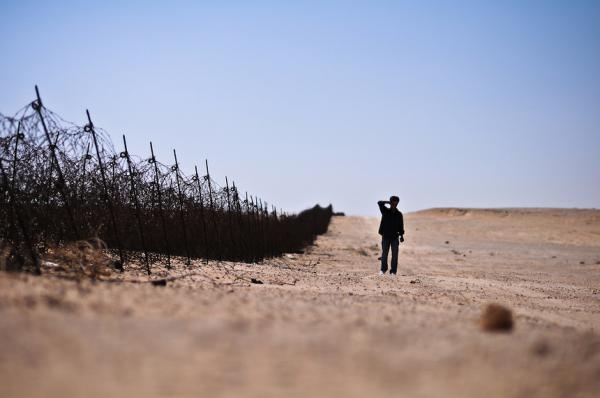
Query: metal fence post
[
  {"left": 122, "top": 135, "right": 150, "bottom": 275},
  {"left": 150, "top": 142, "right": 171, "bottom": 268},
  {"left": 194, "top": 165, "right": 209, "bottom": 263},
  {"left": 205, "top": 159, "right": 221, "bottom": 261},
  {"left": 173, "top": 149, "right": 191, "bottom": 265},
  {"left": 85, "top": 109, "right": 124, "bottom": 269},
  {"left": 32, "top": 86, "right": 80, "bottom": 240}
]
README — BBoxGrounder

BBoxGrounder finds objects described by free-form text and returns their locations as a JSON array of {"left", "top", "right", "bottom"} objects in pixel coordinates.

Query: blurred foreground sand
[{"left": 1, "top": 208, "right": 600, "bottom": 397}]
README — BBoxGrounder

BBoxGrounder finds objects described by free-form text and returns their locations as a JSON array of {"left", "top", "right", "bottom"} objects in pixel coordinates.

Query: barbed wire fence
[{"left": 0, "top": 86, "right": 333, "bottom": 275}]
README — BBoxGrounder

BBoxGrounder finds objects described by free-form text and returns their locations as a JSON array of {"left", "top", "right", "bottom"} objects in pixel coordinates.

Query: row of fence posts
[{"left": 0, "top": 86, "right": 334, "bottom": 275}]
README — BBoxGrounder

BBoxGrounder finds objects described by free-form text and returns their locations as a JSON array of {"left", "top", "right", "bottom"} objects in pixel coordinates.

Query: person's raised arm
[{"left": 377, "top": 200, "right": 388, "bottom": 214}]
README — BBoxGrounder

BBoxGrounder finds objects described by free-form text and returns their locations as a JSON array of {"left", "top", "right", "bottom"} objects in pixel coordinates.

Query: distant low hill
[{"left": 412, "top": 207, "right": 600, "bottom": 218}]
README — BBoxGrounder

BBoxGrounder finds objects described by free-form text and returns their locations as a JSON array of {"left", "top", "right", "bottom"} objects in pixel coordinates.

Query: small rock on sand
[
  {"left": 531, "top": 340, "right": 551, "bottom": 357},
  {"left": 480, "top": 303, "right": 513, "bottom": 332}
]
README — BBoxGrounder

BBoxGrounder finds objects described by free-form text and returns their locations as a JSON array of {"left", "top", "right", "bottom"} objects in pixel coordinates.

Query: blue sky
[{"left": 1, "top": 1, "right": 599, "bottom": 215}]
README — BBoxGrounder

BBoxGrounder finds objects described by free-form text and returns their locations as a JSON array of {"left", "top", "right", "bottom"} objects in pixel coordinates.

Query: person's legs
[
  {"left": 390, "top": 237, "right": 399, "bottom": 274},
  {"left": 381, "top": 237, "right": 390, "bottom": 273}
]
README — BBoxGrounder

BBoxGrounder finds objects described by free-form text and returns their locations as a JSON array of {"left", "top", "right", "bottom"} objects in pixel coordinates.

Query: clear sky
[{"left": 1, "top": 1, "right": 599, "bottom": 215}]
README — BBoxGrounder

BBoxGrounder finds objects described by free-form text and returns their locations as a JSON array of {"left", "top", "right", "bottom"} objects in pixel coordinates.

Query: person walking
[{"left": 377, "top": 196, "right": 404, "bottom": 275}]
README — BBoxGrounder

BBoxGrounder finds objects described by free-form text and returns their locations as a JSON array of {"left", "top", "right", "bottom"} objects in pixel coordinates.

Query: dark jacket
[{"left": 378, "top": 201, "right": 404, "bottom": 238}]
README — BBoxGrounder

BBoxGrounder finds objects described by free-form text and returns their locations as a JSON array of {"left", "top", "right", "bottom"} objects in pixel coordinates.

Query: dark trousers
[{"left": 381, "top": 236, "right": 399, "bottom": 274}]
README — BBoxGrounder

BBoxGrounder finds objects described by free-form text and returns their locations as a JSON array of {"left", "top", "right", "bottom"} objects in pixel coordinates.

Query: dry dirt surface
[{"left": 1, "top": 208, "right": 600, "bottom": 398}]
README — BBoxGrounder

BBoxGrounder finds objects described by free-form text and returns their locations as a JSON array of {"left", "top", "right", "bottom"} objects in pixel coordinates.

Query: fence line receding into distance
[{"left": 0, "top": 86, "right": 333, "bottom": 275}]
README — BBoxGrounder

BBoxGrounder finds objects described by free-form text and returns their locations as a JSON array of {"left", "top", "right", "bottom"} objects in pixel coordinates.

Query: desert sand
[{"left": 1, "top": 208, "right": 599, "bottom": 397}]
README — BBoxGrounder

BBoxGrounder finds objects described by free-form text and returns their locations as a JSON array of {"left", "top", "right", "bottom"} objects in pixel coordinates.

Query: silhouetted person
[{"left": 377, "top": 196, "right": 404, "bottom": 275}]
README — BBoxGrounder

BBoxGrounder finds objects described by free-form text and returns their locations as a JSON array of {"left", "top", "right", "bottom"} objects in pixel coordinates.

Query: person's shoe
[
  {"left": 389, "top": 272, "right": 396, "bottom": 277},
  {"left": 378, "top": 270, "right": 385, "bottom": 276}
]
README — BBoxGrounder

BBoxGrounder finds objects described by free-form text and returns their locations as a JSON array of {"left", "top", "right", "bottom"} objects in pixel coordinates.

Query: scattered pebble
[
  {"left": 250, "top": 278, "right": 263, "bottom": 284},
  {"left": 580, "top": 261, "right": 585, "bottom": 265},
  {"left": 445, "top": 241, "right": 450, "bottom": 244},
  {"left": 410, "top": 279, "right": 421, "bottom": 284},
  {"left": 531, "top": 340, "right": 551, "bottom": 357},
  {"left": 480, "top": 303, "right": 513, "bottom": 332},
  {"left": 151, "top": 279, "right": 167, "bottom": 287}
]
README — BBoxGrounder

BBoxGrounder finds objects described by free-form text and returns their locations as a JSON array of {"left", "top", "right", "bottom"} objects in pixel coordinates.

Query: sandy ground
[{"left": 1, "top": 208, "right": 600, "bottom": 398}]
